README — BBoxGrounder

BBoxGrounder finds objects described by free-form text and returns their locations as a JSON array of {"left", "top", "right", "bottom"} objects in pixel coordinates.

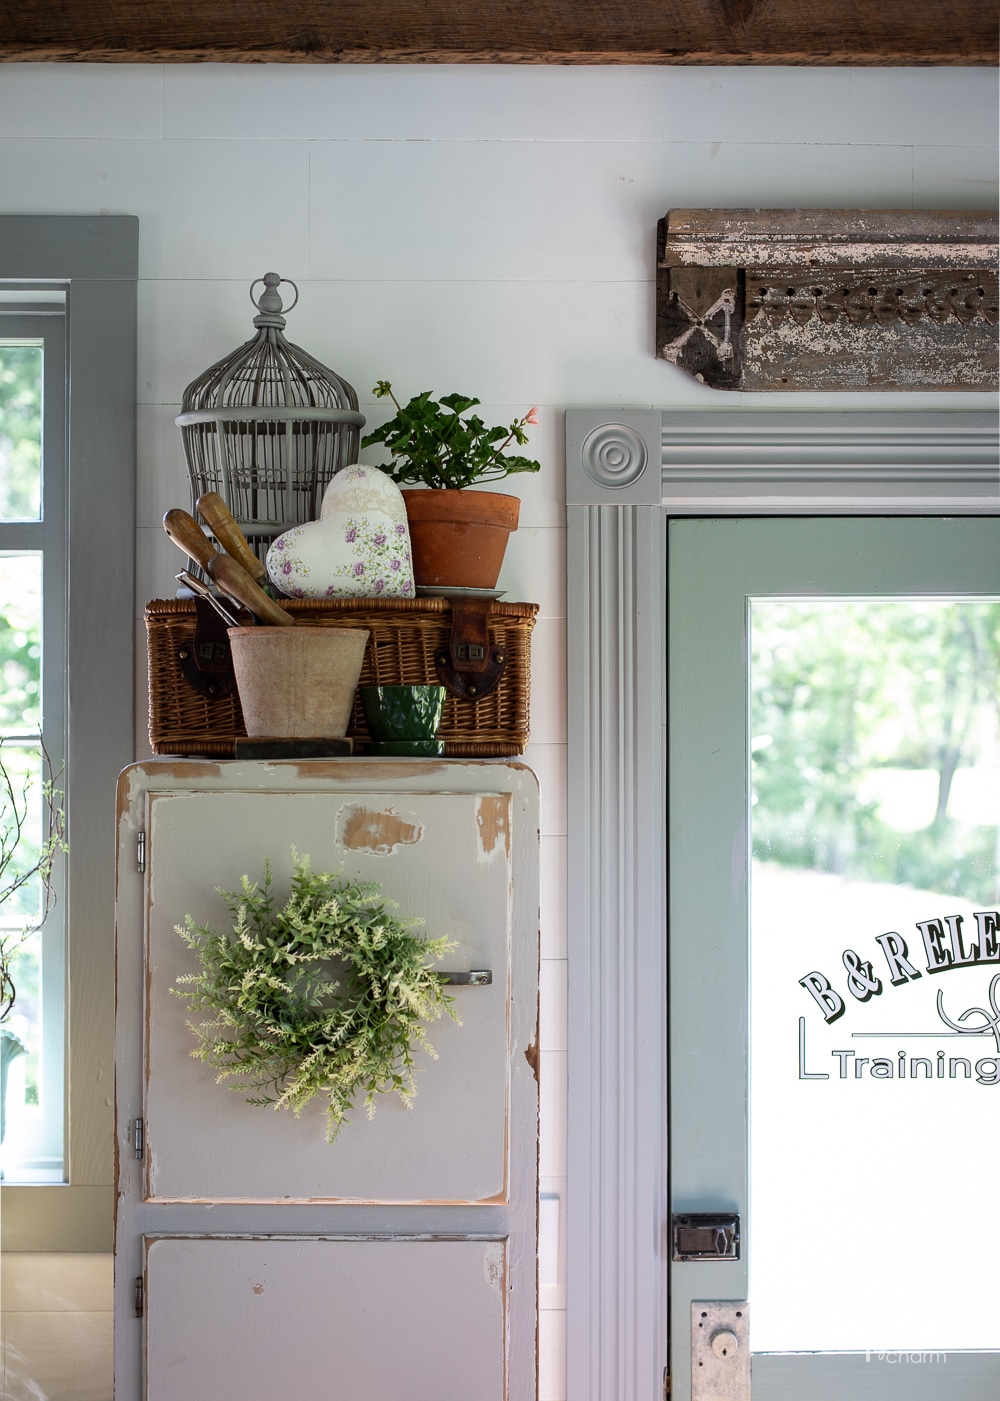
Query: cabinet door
[
  {"left": 143, "top": 788, "right": 513, "bottom": 1204},
  {"left": 116, "top": 762, "right": 538, "bottom": 1401},
  {"left": 145, "top": 1236, "right": 506, "bottom": 1401}
]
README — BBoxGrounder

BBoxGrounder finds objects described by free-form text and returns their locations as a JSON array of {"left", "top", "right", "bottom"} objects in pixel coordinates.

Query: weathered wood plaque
[
  {"left": 656, "top": 209, "right": 999, "bottom": 391},
  {"left": 2, "top": 0, "right": 997, "bottom": 63}
]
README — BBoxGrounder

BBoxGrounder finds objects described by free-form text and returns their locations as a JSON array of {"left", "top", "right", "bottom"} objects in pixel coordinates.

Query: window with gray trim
[
  {"left": 0, "top": 216, "right": 136, "bottom": 1251},
  {"left": 0, "top": 296, "right": 68, "bottom": 1181}
]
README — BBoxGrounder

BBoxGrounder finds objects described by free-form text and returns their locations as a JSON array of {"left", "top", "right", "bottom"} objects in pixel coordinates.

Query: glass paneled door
[{"left": 668, "top": 518, "right": 1000, "bottom": 1401}]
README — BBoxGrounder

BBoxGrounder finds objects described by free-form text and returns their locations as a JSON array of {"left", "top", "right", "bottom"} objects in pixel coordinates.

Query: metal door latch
[{"left": 672, "top": 1213, "right": 740, "bottom": 1261}]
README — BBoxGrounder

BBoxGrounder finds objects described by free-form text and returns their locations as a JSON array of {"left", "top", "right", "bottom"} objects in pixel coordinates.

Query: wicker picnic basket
[{"left": 145, "top": 596, "right": 537, "bottom": 758}]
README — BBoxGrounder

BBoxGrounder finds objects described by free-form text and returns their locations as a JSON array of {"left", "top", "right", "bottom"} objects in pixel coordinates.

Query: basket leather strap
[
  {"left": 177, "top": 596, "right": 239, "bottom": 699},
  {"left": 434, "top": 599, "right": 506, "bottom": 701}
]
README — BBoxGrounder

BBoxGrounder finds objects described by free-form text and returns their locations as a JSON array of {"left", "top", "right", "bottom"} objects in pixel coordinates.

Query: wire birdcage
[{"left": 175, "top": 273, "right": 365, "bottom": 564}]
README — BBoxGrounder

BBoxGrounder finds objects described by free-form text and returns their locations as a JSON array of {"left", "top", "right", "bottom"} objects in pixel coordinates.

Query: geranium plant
[{"left": 361, "top": 381, "right": 541, "bottom": 490}]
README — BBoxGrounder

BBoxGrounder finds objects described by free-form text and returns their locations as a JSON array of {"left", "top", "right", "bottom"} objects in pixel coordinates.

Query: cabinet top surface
[{"left": 119, "top": 758, "right": 539, "bottom": 808}]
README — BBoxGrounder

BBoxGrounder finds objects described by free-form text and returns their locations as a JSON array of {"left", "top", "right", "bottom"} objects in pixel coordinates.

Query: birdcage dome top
[
  {"left": 176, "top": 273, "right": 365, "bottom": 426},
  {"left": 174, "top": 275, "right": 365, "bottom": 551}
]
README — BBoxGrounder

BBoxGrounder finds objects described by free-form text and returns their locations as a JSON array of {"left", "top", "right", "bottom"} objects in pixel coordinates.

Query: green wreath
[{"left": 173, "top": 852, "right": 457, "bottom": 1142}]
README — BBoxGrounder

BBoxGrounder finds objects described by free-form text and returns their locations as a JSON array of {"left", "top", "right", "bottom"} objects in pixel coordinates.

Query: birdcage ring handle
[{"left": 250, "top": 276, "right": 300, "bottom": 316}]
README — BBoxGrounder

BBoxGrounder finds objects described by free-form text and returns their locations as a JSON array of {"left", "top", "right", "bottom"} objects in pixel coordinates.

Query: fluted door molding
[{"left": 564, "top": 406, "right": 997, "bottom": 1400}]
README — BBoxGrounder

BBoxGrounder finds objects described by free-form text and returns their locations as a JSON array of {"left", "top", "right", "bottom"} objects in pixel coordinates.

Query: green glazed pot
[
  {"left": 368, "top": 739, "right": 446, "bottom": 757},
  {"left": 360, "top": 685, "right": 446, "bottom": 742}
]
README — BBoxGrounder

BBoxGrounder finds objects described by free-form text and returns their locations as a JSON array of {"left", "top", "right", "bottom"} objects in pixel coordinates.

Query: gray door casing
[{"left": 564, "top": 407, "right": 999, "bottom": 1401}]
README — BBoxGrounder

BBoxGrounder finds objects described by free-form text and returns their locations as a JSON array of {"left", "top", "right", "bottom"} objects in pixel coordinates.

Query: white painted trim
[
  {"left": 563, "top": 408, "right": 998, "bottom": 1401},
  {"left": 566, "top": 504, "right": 667, "bottom": 1401},
  {"left": 660, "top": 410, "right": 998, "bottom": 514}
]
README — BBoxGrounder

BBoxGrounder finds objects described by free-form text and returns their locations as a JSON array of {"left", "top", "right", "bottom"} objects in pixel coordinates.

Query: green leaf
[
  {"left": 438, "top": 393, "right": 481, "bottom": 415},
  {"left": 361, "top": 386, "right": 542, "bottom": 489}
]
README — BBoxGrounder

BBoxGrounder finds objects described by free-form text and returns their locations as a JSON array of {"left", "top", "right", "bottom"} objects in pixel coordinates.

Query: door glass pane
[
  {"left": 0, "top": 345, "right": 43, "bottom": 522},
  {"left": 750, "top": 600, "right": 1000, "bottom": 1353}
]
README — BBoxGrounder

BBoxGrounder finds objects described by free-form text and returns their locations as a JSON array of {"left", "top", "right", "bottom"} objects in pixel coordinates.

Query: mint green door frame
[
  {"left": 668, "top": 517, "right": 999, "bottom": 1400},
  {"left": 564, "top": 408, "right": 998, "bottom": 1401}
]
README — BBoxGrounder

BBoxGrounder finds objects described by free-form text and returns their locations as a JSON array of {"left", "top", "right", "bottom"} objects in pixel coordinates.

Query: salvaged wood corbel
[{"left": 656, "top": 209, "right": 999, "bottom": 391}]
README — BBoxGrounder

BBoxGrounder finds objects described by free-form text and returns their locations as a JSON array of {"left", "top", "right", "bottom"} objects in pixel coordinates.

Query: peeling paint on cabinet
[
  {"left": 115, "top": 761, "right": 539, "bottom": 1401},
  {"left": 339, "top": 802, "right": 424, "bottom": 854},
  {"left": 144, "top": 1237, "right": 507, "bottom": 1401},
  {"left": 478, "top": 793, "right": 512, "bottom": 859}
]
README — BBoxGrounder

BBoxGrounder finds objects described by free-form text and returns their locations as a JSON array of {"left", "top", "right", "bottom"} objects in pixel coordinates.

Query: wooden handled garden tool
[
  {"left": 195, "top": 492, "right": 276, "bottom": 597},
  {"left": 206, "top": 553, "right": 295, "bottom": 628},
  {"left": 163, "top": 509, "right": 293, "bottom": 627},
  {"left": 175, "top": 570, "right": 241, "bottom": 629},
  {"left": 163, "top": 507, "right": 218, "bottom": 574}
]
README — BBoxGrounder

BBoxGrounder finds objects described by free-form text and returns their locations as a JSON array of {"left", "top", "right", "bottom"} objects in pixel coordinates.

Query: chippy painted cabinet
[{"left": 114, "top": 760, "right": 539, "bottom": 1400}]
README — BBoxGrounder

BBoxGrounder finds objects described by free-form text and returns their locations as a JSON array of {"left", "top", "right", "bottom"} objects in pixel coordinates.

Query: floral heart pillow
[{"left": 266, "top": 464, "right": 415, "bottom": 599}]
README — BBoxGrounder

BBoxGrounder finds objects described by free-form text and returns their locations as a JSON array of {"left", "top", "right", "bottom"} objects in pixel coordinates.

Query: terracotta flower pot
[{"left": 401, "top": 489, "right": 520, "bottom": 590}]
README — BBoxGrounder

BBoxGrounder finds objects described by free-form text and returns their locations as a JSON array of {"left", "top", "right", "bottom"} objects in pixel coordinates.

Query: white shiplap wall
[{"left": 0, "top": 62, "right": 996, "bottom": 1401}]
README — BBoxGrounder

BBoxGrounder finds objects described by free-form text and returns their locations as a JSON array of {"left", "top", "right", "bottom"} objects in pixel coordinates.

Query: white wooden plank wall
[
  {"left": 0, "top": 62, "right": 997, "bottom": 1401},
  {"left": 0, "top": 1253, "right": 113, "bottom": 1400}
]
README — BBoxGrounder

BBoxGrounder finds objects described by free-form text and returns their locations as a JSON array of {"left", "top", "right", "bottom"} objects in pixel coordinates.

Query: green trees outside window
[{"left": 752, "top": 601, "right": 1000, "bottom": 904}]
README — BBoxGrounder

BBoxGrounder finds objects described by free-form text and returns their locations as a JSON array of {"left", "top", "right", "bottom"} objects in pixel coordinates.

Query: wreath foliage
[{"left": 173, "top": 852, "right": 457, "bottom": 1141}]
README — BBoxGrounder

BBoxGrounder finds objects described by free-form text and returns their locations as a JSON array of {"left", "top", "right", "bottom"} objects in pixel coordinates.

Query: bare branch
[{"left": 0, "top": 736, "right": 66, "bottom": 1022}]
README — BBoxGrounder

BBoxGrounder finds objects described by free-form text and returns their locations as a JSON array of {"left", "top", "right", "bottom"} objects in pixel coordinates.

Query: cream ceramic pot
[
  {"left": 266, "top": 464, "right": 415, "bottom": 599},
  {"left": 228, "top": 626, "right": 369, "bottom": 738}
]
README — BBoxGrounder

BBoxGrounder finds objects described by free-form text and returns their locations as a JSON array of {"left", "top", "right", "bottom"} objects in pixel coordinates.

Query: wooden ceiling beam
[{"left": 1, "top": 0, "right": 997, "bottom": 66}]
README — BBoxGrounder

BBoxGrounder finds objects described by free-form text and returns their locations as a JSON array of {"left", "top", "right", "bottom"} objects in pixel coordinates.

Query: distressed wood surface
[
  {"left": 0, "top": 0, "right": 996, "bottom": 63},
  {"left": 146, "top": 1238, "right": 506, "bottom": 1401},
  {"left": 142, "top": 788, "right": 513, "bottom": 1204},
  {"left": 656, "top": 265, "right": 744, "bottom": 390},
  {"left": 657, "top": 209, "right": 1000, "bottom": 391},
  {"left": 114, "top": 760, "right": 540, "bottom": 1401},
  {"left": 663, "top": 209, "right": 1000, "bottom": 270}
]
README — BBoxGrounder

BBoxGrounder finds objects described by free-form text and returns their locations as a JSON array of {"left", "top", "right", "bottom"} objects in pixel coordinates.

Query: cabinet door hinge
[
  {"left": 663, "top": 1367, "right": 671, "bottom": 1397},
  {"left": 134, "top": 1276, "right": 144, "bottom": 1318},
  {"left": 133, "top": 1117, "right": 144, "bottom": 1159},
  {"left": 136, "top": 831, "right": 146, "bottom": 873}
]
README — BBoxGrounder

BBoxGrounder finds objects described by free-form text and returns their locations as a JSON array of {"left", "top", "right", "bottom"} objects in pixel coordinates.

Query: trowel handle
[
  {"left": 207, "top": 553, "right": 295, "bottom": 628},
  {"left": 196, "top": 493, "right": 270, "bottom": 590},
  {"left": 163, "top": 509, "right": 217, "bottom": 572}
]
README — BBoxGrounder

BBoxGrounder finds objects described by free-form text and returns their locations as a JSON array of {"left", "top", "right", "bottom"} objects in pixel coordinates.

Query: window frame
[
  {"left": 0, "top": 216, "right": 137, "bottom": 1251},
  {"left": 0, "top": 308, "right": 68, "bottom": 1179}
]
